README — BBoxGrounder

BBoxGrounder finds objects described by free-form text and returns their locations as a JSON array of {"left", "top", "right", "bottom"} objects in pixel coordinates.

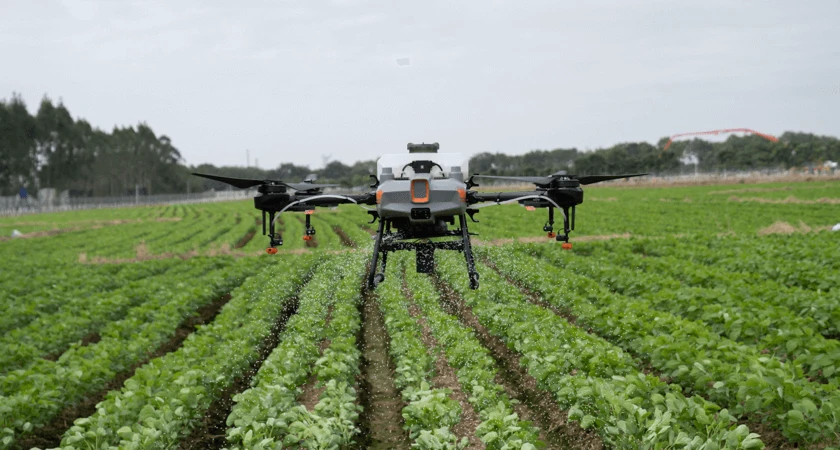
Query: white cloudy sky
[{"left": 2, "top": 0, "right": 838, "bottom": 168}]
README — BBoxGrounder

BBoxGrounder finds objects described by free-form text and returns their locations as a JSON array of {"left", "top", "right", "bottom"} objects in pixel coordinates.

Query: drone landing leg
[
  {"left": 563, "top": 206, "right": 571, "bottom": 238},
  {"left": 459, "top": 214, "right": 479, "bottom": 290},
  {"left": 368, "top": 219, "right": 386, "bottom": 289},
  {"left": 266, "top": 211, "right": 282, "bottom": 251}
]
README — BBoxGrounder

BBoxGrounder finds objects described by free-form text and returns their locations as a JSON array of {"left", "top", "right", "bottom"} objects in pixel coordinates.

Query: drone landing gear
[
  {"left": 366, "top": 214, "right": 479, "bottom": 290},
  {"left": 460, "top": 214, "right": 479, "bottom": 289},
  {"left": 368, "top": 219, "right": 387, "bottom": 289}
]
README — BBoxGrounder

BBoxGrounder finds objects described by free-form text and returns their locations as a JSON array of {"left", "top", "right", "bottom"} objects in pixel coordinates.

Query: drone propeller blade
[
  {"left": 575, "top": 173, "right": 647, "bottom": 185},
  {"left": 285, "top": 182, "right": 340, "bottom": 191},
  {"left": 473, "top": 175, "right": 555, "bottom": 186},
  {"left": 192, "top": 173, "right": 267, "bottom": 189}
]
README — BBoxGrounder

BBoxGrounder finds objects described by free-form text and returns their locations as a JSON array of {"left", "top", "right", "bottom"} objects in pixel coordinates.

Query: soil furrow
[
  {"left": 432, "top": 275, "right": 603, "bottom": 450},
  {"left": 355, "top": 287, "right": 411, "bottom": 449},
  {"left": 15, "top": 293, "right": 235, "bottom": 450},
  {"left": 333, "top": 225, "right": 356, "bottom": 247},
  {"left": 234, "top": 228, "right": 256, "bottom": 249}
]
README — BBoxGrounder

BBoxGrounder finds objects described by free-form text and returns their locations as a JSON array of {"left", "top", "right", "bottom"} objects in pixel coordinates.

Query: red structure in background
[{"left": 664, "top": 128, "right": 779, "bottom": 150}]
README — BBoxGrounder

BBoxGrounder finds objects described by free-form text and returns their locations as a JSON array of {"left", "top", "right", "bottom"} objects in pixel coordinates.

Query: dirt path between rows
[
  {"left": 234, "top": 228, "right": 256, "bottom": 248},
  {"left": 333, "top": 225, "right": 356, "bottom": 247},
  {"left": 354, "top": 289, "right": 411, "bottom": 449}
]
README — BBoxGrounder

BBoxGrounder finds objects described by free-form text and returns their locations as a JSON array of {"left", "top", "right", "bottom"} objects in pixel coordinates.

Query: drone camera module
[{"left": 410, "top": 208, "right": 431, "bottom": 220}]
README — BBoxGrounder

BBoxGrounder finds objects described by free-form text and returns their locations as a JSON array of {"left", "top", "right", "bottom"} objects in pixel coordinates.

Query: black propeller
[
  {"left": 192, "top": 172, "right": 338, "bottom": 191},
  {"left": 475, "top": 173, "right": 646, "bottom": 187}
]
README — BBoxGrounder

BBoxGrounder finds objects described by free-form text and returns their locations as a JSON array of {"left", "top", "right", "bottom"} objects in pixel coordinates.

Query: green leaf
[{"left": 580, "top": 415, "right": 596, "bottom": 429}]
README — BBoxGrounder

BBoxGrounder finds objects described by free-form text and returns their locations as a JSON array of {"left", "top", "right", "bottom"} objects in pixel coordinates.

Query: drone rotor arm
[
  {"left": 575, "top": 173, "right": 647, "bottom": 185},
  {"left": 191, "top": 172, "right": 268, "bottom": 189},
  {"left": 472, "top": 175, "right": 555, "bottom": 186}
]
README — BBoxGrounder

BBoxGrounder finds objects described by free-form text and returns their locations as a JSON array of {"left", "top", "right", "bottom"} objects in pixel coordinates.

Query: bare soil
[
  {"left": 355, "top": 289, "right": 411, "bottom": 449},
  {"left": 333, "top": 225, "right": 356, "bottom": 247},
  {"left": 757, "top": 221, "right": 833, "bottom": 236},
  {"left": 234, "top": 228, "right": 256, "bottom": 248},
  {"left": 15, "top": 293, "right": 234, "bottom": 450}
]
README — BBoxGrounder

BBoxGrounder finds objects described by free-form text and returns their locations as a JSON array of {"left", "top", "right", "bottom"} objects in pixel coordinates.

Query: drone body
[{"left": 193, "top": 142, "right": 643, "bottom": 290}]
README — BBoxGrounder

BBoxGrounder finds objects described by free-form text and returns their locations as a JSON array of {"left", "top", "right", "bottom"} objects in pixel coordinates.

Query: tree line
[
  {"left": 1, "top": 94, "right": 185, "bottom": 197},
  {"left": 2, "top": 93, "right": 838, "bottom": 197}
]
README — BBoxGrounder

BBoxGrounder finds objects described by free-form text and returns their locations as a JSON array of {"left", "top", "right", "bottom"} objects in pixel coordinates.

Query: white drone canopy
[{"left": 377, "top": 152, "right": 469, "bottom": 181}]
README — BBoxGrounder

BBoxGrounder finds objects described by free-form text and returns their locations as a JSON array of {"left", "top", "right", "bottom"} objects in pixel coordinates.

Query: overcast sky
[{"left": 2, "top": 0, "right": 838, "bottom": 169}]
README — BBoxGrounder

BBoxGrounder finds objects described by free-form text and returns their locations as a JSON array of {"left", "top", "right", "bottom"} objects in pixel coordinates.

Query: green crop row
[
  {"left": 615, "top": 233, "right": 839, "bottom": 293},
  {"left": 375, "top": 261, "right": 466, "bottom": 449},
  {"left": 54, "top": 255, "right": 315, "bottom": 449},
  {"left": 585, "top": 236, "right": 840, "bottom": 336},
  {"left": 441, "top": 251, "right": 763, "bottom": 449},
  {"left": 0, "top": 258, "right": 229, "bottom": 375},
  {"left": 0, "top": 259, "right": 180, "bottom": 336},
  {"left": 0, "top": 255, "right": 269, "bottom": 449},
  {"left": 225, "top": 253, "right": 364, "bottom": 449},
  {"left": 569, "top": 245, "right": 840, "bottom": 385},
  {"left": 496, "top": 244, "right": 840, "bottom": 444},
  {"left": 404, "top": 259, "right": 544, "bottom": 450}
]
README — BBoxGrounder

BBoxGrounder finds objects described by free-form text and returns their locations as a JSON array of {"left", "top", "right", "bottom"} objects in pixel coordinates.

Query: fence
[{"left": 0, "top": 189, "right": 253, "bottom": 217}]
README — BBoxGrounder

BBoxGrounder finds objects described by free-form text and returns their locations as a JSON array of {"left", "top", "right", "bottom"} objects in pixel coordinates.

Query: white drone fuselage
[{"left": 375, "top": 152, "right": 469, "bottom": 227}]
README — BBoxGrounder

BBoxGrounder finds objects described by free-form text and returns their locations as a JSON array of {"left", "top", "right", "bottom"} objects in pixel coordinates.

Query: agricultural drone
[{"left": 193, "top": 143, "right": 644, "bottom": 290}]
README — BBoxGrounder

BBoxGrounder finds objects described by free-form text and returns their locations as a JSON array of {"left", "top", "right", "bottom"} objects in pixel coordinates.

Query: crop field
[{"left": 1, "top": 180, "right": 839, "bottom": 450}]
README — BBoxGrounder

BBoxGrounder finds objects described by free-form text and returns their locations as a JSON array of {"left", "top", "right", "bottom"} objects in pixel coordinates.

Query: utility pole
[{"left": 246, "top": 149, "right": 250, "bottom": 168}]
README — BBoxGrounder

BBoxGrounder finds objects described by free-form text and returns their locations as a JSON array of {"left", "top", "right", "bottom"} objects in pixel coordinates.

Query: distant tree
[{"left": 0, "top": 94, "right": 39, "bottom": 195}]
